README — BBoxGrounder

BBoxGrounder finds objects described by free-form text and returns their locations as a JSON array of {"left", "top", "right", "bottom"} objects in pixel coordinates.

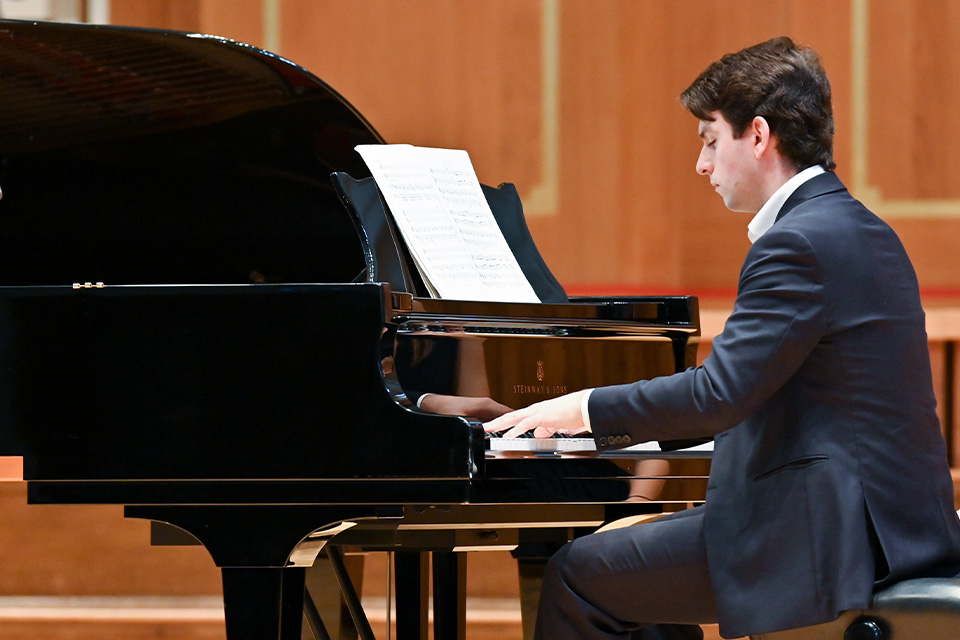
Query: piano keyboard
[{"left": 487, "top": 434, "right": 714, "bottom": 453}]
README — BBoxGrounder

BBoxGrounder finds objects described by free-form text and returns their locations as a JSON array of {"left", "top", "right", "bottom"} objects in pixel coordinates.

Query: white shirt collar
[{"left": 747, "top": 165, "right": 825, "bottom": 243}]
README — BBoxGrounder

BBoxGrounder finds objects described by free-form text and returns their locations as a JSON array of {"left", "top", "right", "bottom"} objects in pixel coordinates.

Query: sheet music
[{"left": 356, "top": 144, "right": 540, "bottom": 303}]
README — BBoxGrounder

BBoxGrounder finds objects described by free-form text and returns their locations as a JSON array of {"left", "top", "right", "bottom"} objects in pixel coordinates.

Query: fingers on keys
[{"left": 483, "top": 409, "right": 531, "bottom": 435}]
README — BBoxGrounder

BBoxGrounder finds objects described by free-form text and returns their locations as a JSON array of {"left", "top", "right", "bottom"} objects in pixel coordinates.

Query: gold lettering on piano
[
  {"left": 513, "top": 384, "right": 568, "bottom": 395},
  {"left": 514, "top": 360, "right": 565, "bottom": 395}
]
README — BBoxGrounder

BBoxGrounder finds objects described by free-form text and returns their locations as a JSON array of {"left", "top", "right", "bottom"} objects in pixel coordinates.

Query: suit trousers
[{"left": 534, "top": 506, "right": 716, "bottom": 640}]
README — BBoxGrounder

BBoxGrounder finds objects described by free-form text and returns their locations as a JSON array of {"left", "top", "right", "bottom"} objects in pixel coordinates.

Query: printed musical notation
[{"left": 356, "top": 144, "right": 540, "bottom": 303}]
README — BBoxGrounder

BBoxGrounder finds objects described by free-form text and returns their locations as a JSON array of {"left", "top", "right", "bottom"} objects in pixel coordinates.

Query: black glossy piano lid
[{"left": 0, "top": 19, "right": 385, "bottom": 287}]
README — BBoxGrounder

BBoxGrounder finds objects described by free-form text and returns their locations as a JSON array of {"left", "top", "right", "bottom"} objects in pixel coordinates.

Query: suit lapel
[{"left": 776, "top": 171, "right": 846, "bottom": 221}]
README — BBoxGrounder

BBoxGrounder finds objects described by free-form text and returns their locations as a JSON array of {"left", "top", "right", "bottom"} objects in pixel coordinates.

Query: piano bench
[{"left": 750, "top": 577, "right": 960, "bottom": 639}]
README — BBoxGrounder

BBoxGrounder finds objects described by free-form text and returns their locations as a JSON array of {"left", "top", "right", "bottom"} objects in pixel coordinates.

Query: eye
[{"left": 706, "top": 139, "right": 716, "bottom": 148}]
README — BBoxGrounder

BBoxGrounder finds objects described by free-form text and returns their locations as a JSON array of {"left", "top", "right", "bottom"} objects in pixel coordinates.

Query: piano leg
[
  {"left": 512, "top": 540, "right": 571, "bottom": 640},
  {"left": 432, "top": 551, "right": 467, "bottom": 640},
  {"left": 222, "top": 567, "right": 306, "bottom": 640},
  {"left": 124, "top": 505, "right": 400, "bottom": 640},
  {"left": 394, "top": 552, "right": 430, "bottom": 640},
  {"left": 393, "top": 551, "right": 466, "bottom": 640},
  {"left": 517, "top": 558, "right": 547, "bottom": 640}
]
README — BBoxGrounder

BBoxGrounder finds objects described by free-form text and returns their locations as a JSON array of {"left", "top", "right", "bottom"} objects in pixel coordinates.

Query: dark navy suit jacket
[{"left": 589, "top": 172, "right": 960, "bottom": 637}]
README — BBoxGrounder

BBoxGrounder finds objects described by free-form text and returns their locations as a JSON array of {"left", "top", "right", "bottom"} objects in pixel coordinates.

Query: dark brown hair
[{"left": 680, "top": 37, "right": 835, "bottom": 171}]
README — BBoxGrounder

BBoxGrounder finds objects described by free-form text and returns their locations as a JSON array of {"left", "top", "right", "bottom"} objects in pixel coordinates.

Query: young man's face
[{"left": 696, "top": 112, "right": 765, "bottom": 213}]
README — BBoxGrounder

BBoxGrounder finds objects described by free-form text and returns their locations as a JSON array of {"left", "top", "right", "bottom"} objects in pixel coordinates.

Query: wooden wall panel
[
  {"left": 104, "top": 0, "right": 960, "bottom": 296},
  {"left": 868, "top": 0, "right": 960, "bottom": 200},
  {"left": 0, "top": 484, "right": 222, "bottom": 596},
  {"left": 110, "top": 0, "right": 262, "bottom": 47},
  {"left": 891, "top": 219, "right": 960, "bottom": 289},
  {"left": 110, "top": 0, "right": 202, "bottom": 31},
  {"left": 278, "top": 1, "right": 544, "bottom": 190}
]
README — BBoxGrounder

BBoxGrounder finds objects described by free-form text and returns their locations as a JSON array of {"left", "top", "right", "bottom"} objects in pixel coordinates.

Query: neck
[{"left": 753, "top": 158, "right": 800, "bottom": 212}]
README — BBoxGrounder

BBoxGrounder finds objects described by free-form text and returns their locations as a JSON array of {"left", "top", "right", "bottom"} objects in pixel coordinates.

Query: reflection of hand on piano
[
  {"left": 385, "top": 346, "right": 513, "bottom": 420},
  {"left": 418, "top": 393, "right": 513, "bottom": 422},
  {"left": 483, "top": 389, "right": 591, "bottom": 439}
]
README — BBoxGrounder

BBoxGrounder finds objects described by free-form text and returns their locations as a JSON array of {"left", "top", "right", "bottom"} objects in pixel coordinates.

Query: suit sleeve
[{"left": 590, "top": 227, "right": 829, "bottom": 449}]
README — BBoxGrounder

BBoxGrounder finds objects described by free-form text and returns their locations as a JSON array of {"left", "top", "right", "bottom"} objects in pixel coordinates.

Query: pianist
[{"left": 485, "top": 37, "right": 960, "bottom": 639}]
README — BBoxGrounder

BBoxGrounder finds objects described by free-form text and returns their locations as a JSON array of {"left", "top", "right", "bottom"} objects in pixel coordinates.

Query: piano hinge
[
  {"left": 392, "top": 290, "right": 413, "bottom": 311},
  {"left": 72, "top": 282, "right": 105, "bottom": 289}
]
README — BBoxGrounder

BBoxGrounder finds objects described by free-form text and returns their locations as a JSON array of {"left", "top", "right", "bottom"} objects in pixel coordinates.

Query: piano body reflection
[{"left": 0, "top": 19, "right": 709, "bottom": 640}]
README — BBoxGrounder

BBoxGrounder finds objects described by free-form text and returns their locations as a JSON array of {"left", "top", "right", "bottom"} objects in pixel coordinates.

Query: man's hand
[
  {"left": 418, "top": 394, "right": 513, "bottom": 422},
  {"left": 483, "top": 390, "right": 590, "bottom": 439}
]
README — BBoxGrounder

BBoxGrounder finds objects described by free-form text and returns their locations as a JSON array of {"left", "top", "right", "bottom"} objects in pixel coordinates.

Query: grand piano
[{"left": 0, "top": 19, "right": 710, "bottom": 640}]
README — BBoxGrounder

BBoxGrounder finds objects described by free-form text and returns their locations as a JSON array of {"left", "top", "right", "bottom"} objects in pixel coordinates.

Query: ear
[{"left": 750, "top": 116, "right": 773, "bottom": 159}]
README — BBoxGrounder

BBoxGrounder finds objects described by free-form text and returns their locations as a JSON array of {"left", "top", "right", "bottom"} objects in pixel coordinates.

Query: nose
[{"left": 696, "top": 149, "right": 711, "bottom": 175}]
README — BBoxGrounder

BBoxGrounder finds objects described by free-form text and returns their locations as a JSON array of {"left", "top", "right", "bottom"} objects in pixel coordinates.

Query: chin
[
  {"left": 724, "top": 198, "right": 752, "bottom": 213},
  {"left": 721, "top": 196, "right": 741, "bottom": 211}
]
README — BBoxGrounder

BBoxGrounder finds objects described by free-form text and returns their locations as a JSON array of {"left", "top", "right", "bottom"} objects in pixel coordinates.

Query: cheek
[
  {"left": 712, "top": 151, "right": 729, "bottom": 178},
  {"left": 717, "top": 149, "right": 745, "bottom": 181}
]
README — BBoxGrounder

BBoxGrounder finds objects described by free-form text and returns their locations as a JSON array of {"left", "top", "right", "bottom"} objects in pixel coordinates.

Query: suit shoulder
[{"left": 773, "top": 189, "right": 892, "bottom": 246}]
